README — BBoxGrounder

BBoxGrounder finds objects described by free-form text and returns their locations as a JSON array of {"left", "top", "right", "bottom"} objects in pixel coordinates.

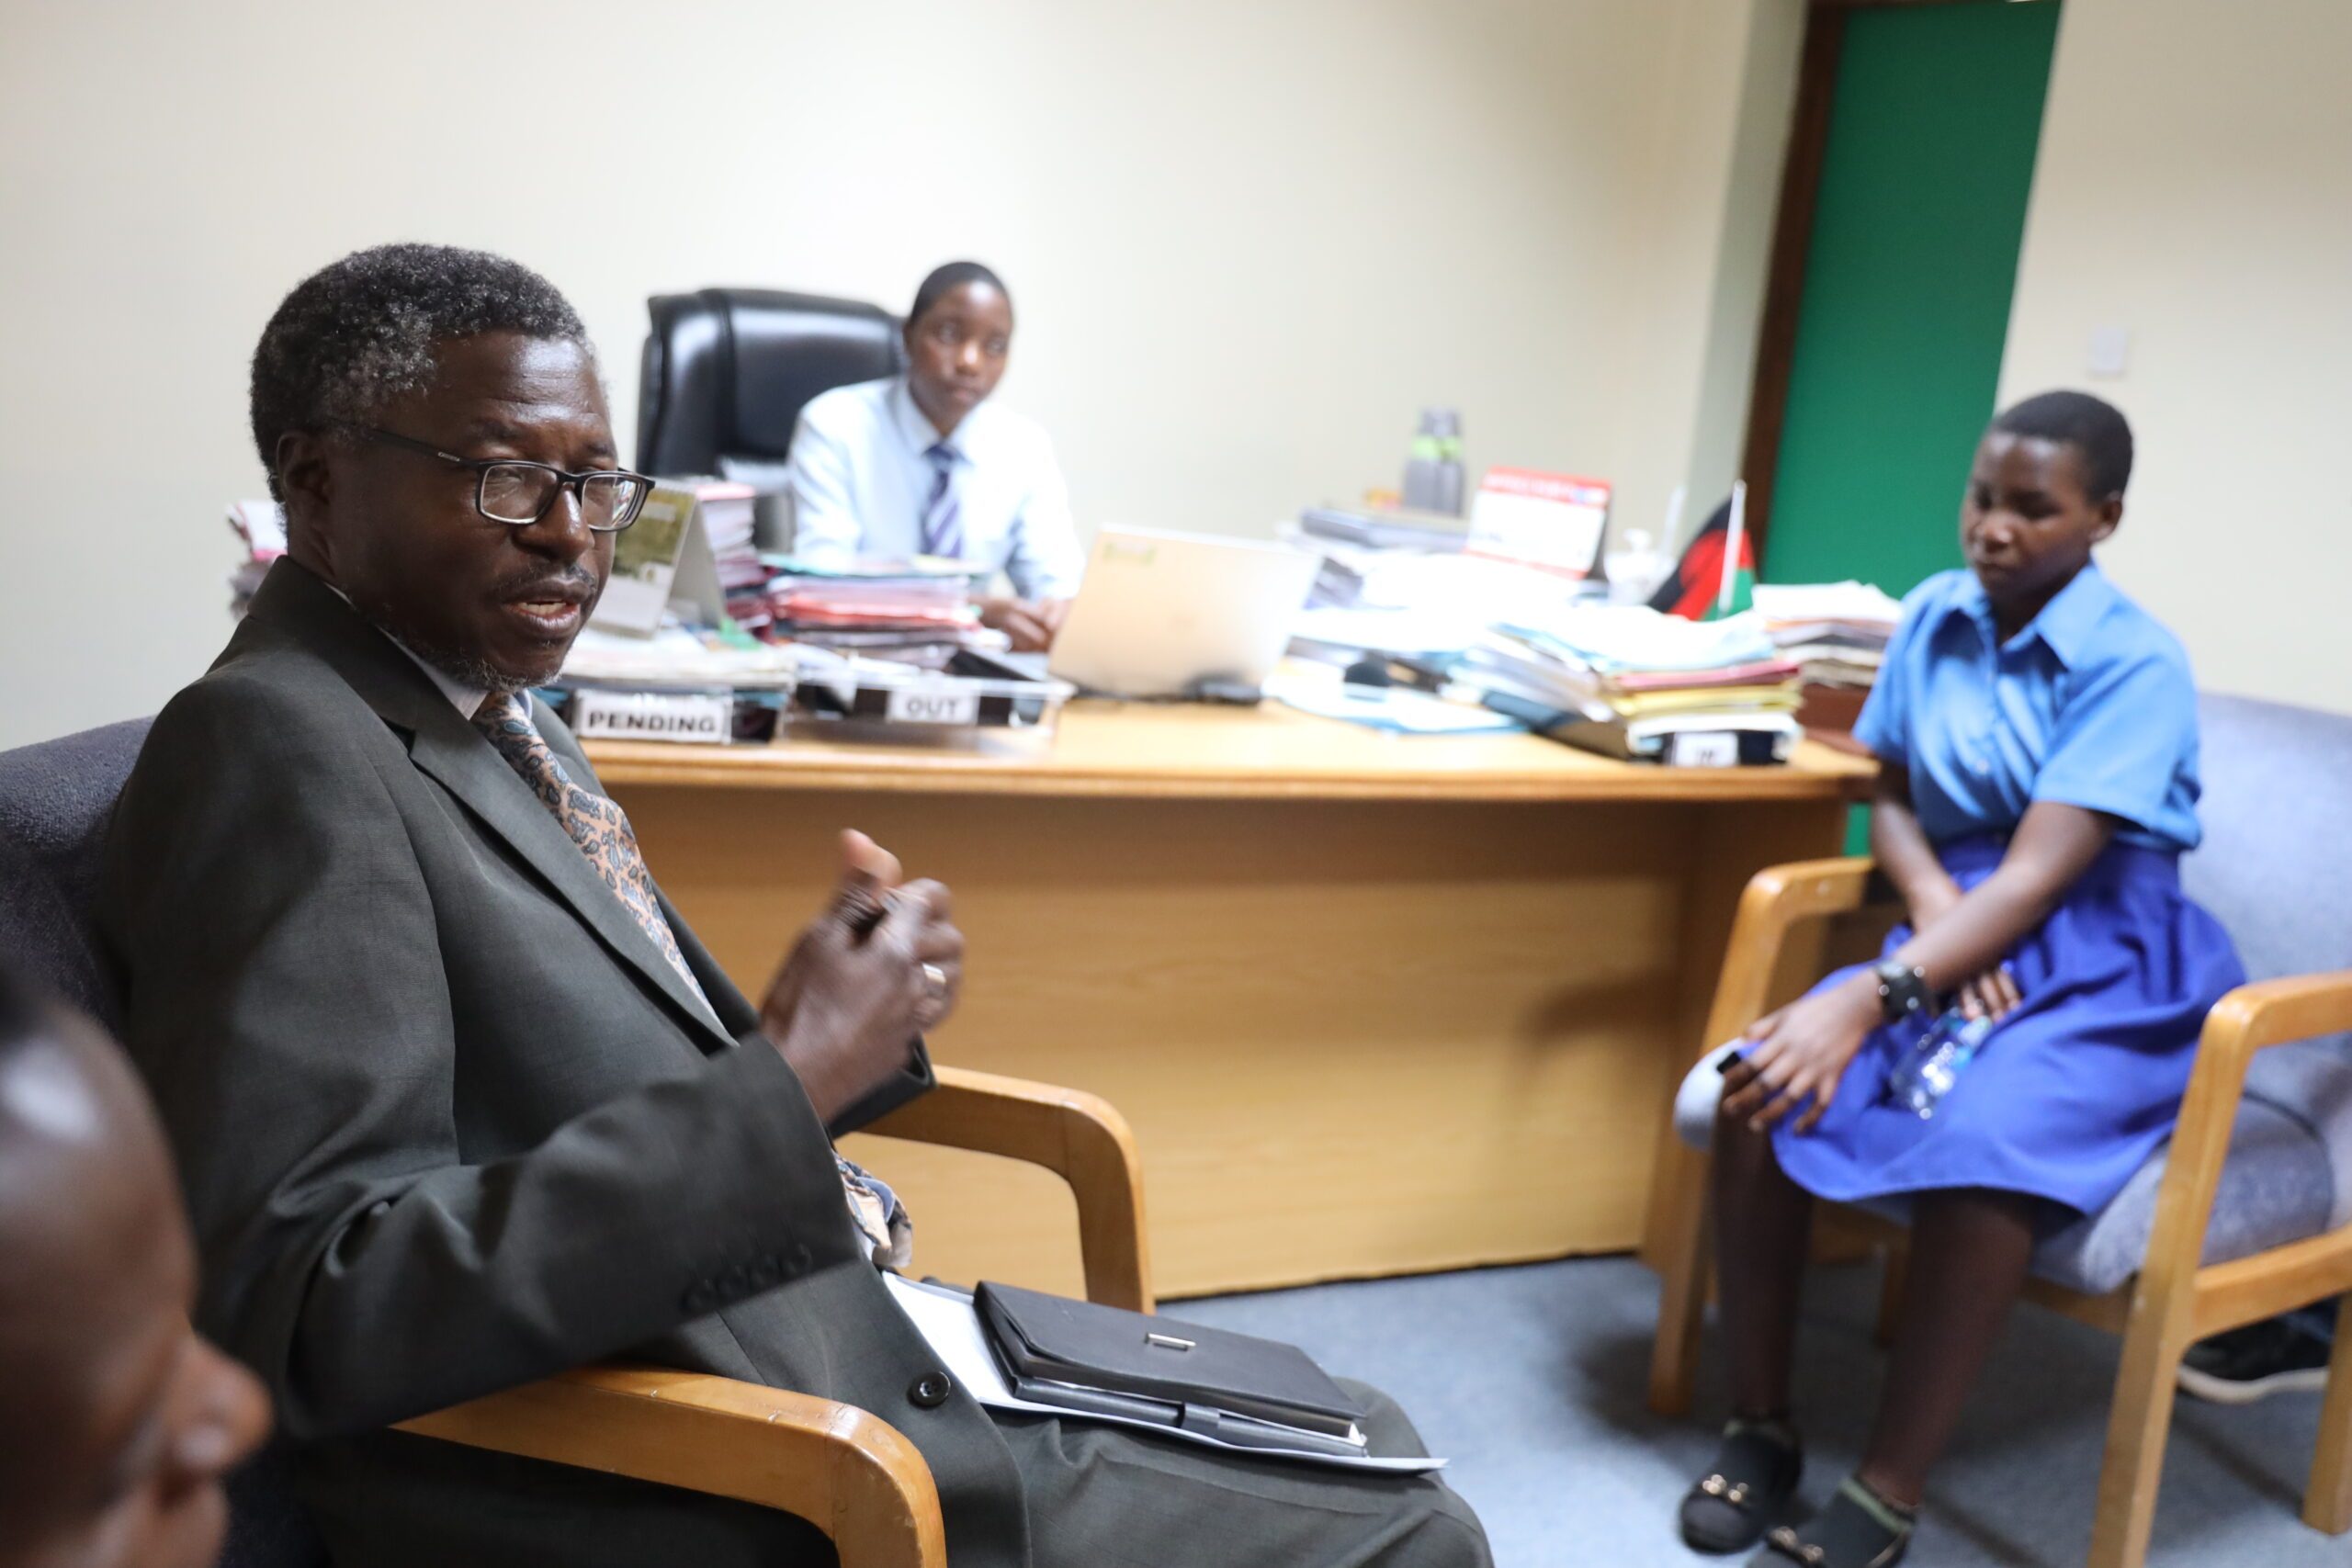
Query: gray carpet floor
[{"left": 1177, "top": 1256, "right": 2337, "bottom": 1567}]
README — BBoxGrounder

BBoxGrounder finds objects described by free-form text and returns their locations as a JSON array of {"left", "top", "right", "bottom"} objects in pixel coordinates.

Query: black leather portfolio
[{"left": 975, "top": 1280, "right": 1365, "bottom": 1439}]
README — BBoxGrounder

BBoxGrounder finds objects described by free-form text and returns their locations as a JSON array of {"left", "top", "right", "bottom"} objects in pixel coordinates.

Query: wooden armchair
[
  {"left": 1645, "top": 856, "right": 2352, "bottom": 1568},
  {"left": 392, "top": 1065, "right": 1152, "bottom": 1568}
]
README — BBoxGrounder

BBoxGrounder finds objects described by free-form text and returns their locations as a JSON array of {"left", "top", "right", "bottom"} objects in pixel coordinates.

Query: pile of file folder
[
  {"left": 695, "top": 482, "right": 770, "bottom": 637},
  {"left": 763, "top": 557, "right": 989, "bottom": 667},
  {"left": 1750, "top": 581, "right": 1902, "bottom": 740},
  {"left": 1456, "top": 605, "right": 1804, "bottom": 764}
]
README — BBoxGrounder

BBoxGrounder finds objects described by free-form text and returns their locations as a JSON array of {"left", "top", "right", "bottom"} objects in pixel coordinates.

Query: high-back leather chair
[{"left": 636, "top": 288, "right": 905, "bottom": 488}]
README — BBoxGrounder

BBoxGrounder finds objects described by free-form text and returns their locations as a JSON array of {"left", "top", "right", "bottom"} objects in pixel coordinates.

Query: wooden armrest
[
  {"left": 865, "top": 1064, "right": 1154, "bottom": 1311},
  {"left": 2135, "top": 971, "right": 2352, "bottom": 1331},
  {"left": 393, "top": 1363, "right": 944, "bottom": 1568},
  {"left": 1694, "top": 857, "right": 1889, "bottom": 1066},
  {"left": 388, "top": 1069, "right": 1155, "bottom": 1562}
]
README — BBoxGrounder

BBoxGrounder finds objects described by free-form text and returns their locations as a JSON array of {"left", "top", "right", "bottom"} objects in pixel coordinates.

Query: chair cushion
[
  {"left": 0, "top": 717, "right": 152, "bottom": 907},
  {"left": 1673, "top": 1055, "right": 2335, "bottom": 1297},
  {"left": 0, "top": 718, "right": 151, "bottom": 1032},
  {"left": 2185, "top": 694, "right": 2352, "bottom": 1227},
  {"left": 0, "top": 835, "right": 116, "bottom": 1031},
  {"left": 2030, "top": 1098, "right": 2336, "bottom": 1295}
]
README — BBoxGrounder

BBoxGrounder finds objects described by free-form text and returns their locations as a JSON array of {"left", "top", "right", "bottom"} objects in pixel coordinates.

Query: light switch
[{"left": 2087, "top": 326, "right": 2131, "bottom": 378}]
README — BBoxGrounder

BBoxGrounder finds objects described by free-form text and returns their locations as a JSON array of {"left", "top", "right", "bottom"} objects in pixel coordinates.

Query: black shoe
[
  {"left": 2178, "top": 1317, "right": 2332, "bottom": 1404},
  {"left": 1679, "top": 1419, "right": 1804, "bottom": 1554},
  {"left": 1754, "top": 1475, "right": 1916, "bottom": 1568}
]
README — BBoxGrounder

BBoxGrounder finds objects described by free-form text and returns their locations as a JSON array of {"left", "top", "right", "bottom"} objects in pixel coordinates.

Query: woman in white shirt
[{"left": 783, "top": 262, "right": 1082, "bottom": 650}]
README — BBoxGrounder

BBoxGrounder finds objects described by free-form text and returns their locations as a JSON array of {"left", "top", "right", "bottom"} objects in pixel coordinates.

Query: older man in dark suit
[{"left": 96, "top": 243, "right": 1488, "bottom": 1568}]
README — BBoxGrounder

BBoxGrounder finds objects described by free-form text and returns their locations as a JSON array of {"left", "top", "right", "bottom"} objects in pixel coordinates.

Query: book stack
[
  {"left": 763, "top": 556, "right": 990, "bottom": 666},
  {"left": 689, "top": 482, "right": 769, "bottom": 637},
  {"left": 1455, "top": 604, "right": 1803, "bottom": 764},
  {"left": 1750, "top": 581, "right": 1902, "bottom": 741}
]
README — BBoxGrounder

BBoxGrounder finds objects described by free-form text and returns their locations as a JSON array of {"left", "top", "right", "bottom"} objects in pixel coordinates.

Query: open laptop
[{"left": 1048, "top": 526, "right": 1320, "bottom": 699}]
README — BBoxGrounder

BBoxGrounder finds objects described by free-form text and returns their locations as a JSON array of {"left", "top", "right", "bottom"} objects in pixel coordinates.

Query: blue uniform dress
[{"left": 1765, "top": 564, "right": 2245, "bottom": 1216}]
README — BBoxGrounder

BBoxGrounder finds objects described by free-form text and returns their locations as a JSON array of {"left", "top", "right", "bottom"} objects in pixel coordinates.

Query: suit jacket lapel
[{"left": 243, "top": 562, "right": 741, "bottom": 1055}]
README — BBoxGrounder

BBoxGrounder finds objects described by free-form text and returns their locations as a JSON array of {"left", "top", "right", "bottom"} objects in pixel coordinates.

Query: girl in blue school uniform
[{"left": 1677, "top": 391, "right": 2245, "bottom": 1568}]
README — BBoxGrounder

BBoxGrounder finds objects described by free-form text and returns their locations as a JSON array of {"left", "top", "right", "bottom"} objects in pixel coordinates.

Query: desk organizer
[{"left": 783, "top": 649, "right": 1075, "bottom": 743}]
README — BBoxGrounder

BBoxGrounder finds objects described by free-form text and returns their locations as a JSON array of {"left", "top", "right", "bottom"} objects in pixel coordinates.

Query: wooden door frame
[{"left": 1737, "top": 0, "right": 2038, "bottom": 563}]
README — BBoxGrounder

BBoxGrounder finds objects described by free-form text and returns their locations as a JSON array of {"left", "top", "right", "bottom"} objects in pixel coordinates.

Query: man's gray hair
[{"left": 248, "top": 243, "right": 590, "bottom": 500}]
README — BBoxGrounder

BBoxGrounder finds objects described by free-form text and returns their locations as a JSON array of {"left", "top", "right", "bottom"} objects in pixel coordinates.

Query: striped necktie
[
  {"left": 472, "top": 694, "right": 912, "bottom": 1269},
  {"left": 922, "top": 441, "right": 964, "bottom": 559}
]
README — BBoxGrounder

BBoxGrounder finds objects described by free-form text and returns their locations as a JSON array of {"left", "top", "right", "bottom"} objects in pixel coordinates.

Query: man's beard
[
  {"left": 352, "top": 597, "right": 529, "bottom": 699},
  {"left": 405, "top": 632, "right": 528, "bottom": 697},
  {"left": 354, "top": 563, "right": 601, "bottom": 700}
]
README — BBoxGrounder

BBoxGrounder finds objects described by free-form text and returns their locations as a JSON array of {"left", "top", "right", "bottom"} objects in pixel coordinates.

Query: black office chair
[{"left": 636, "top": 288, "right": 906, "bottom": 488}]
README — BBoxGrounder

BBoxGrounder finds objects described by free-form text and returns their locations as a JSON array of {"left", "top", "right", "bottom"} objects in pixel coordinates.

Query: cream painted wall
[
  {"left": 0, "top": 0, "right": 1786, "bottom": 748},
  {"left": 1999, "top": 0, "right": 2352, "bottom": 713}
]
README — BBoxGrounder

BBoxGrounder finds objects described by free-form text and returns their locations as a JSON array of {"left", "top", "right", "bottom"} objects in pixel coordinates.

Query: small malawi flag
[{"left": 1648, "top": 490, "right": 1757, "bottom": 622}]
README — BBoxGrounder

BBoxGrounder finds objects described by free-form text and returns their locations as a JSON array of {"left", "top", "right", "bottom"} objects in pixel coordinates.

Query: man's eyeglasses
[{"left": 345, "top": 424, "right": 652, "bottom": 533}]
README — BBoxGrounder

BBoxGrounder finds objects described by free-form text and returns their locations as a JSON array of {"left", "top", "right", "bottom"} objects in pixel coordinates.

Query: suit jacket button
[
  {"left": 718, "top": 1263, "right": 751, "bottom": 1300},
  {"left": 908, "top": 1372, "right": 952, "bottom": 1409},
  {"left": 749, "top": 1254, "right": 784, "bottom": 1289},
  {"left": 787, "top": 1244, "right": 814, "bottom": 1274}
]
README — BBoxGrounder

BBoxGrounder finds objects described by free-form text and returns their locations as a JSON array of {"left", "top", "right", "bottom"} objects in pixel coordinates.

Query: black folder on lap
[{"left": 974, "top": 1280, "right": 1366, "bottom": 1441}]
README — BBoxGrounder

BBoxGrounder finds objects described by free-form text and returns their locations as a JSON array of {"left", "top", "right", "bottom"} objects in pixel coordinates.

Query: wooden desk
[{"left": 594, "top": 702, "right": 1873, "bottom": 1299}]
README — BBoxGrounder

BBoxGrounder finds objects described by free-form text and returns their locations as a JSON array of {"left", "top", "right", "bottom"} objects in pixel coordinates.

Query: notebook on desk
[{"left": 1049, "top": 526, "right": 1319, "bottom": 699}]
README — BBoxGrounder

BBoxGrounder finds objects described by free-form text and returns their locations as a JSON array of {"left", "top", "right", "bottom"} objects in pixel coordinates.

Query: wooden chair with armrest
[
  {"left": 0, "top": 720, "right": 1150, "bottom": 1568},
  {"left": 390, "top": 1063, "right": 1152, "bottom": 1568},
  {"left": 1645, "top": 852, "right": 2352, "bottom": 1568}
]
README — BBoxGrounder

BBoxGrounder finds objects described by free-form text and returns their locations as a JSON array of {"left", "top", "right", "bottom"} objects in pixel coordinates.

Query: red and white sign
[{"left": 1468, "top": 468, "right": 1612, "bottom": 578}]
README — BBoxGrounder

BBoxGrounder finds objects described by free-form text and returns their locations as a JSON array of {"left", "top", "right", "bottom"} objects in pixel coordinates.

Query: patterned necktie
[
  {"left": 474, "top": 693, "right": 708, "bottom": 1007},
  {"left": 472, "top": 694, "right": 912, "bottom": 1269},
  {"left": 922, "top": 441, "right": 964, "bottom": 559}
]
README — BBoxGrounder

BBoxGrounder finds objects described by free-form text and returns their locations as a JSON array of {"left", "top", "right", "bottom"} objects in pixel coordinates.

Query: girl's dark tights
[{"left": 1712, "top": 1110, "right": 2041, "bottom": 1508}]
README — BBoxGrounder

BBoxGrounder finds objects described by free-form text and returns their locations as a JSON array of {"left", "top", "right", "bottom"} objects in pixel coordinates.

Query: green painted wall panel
[{"left": 1763, "top": 1, "right": 2060, "bottom": 596}]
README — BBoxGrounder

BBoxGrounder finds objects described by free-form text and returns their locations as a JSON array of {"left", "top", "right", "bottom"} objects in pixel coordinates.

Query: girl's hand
[
  {"left": 1958, "top": 964, "right": 2023, "bottom": 1022},
  {"left": 1721, "top": 974, "right": 1883, "bottom": 1135}
]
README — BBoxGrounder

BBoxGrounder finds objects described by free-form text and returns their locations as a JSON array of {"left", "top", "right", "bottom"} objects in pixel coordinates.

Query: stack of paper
[
  {"left": 1454, "top": 605, "right": 1804, "bottom": 764},
  {"left": 560, "top": 621, "right": 797, "bottom": 691},
  {"left": 1751, "top": 581, "right": 1901, "bottom": 690},
  {"left": 763, "top": 555, "right": 992, "bottom": 664},
  {"left": 1279, "top": 528, "right": 1594, "bottom": 664},
  {"left": 693, "top": 482, "right": 769, "bottom": 636}
]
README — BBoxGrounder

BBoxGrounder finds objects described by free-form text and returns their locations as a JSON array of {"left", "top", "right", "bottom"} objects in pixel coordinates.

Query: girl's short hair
[{"left": 1990, "top": 390, "right": 2133, "bottom": 501}]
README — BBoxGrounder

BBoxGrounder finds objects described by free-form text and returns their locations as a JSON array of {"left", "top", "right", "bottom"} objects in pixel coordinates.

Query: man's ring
[{"left": 921, "top": 962, "right": 948, "bottom": 998}]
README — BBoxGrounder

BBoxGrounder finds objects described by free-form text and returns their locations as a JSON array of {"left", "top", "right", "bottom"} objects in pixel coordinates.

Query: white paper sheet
[
  {"left": 882, "top": 1274, "right": 1444, "bottom": 1474},
  {"left": 1265, "top": 671, "right": 1524, "bottom": 736}
]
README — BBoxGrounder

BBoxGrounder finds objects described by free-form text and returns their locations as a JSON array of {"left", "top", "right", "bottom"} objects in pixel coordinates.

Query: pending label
[
  {"left": 885, "top": 686, "right": 982, "bottom": 726},
  {"left": 572, "top": 690, "right": 732, "bottom": 744}
]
